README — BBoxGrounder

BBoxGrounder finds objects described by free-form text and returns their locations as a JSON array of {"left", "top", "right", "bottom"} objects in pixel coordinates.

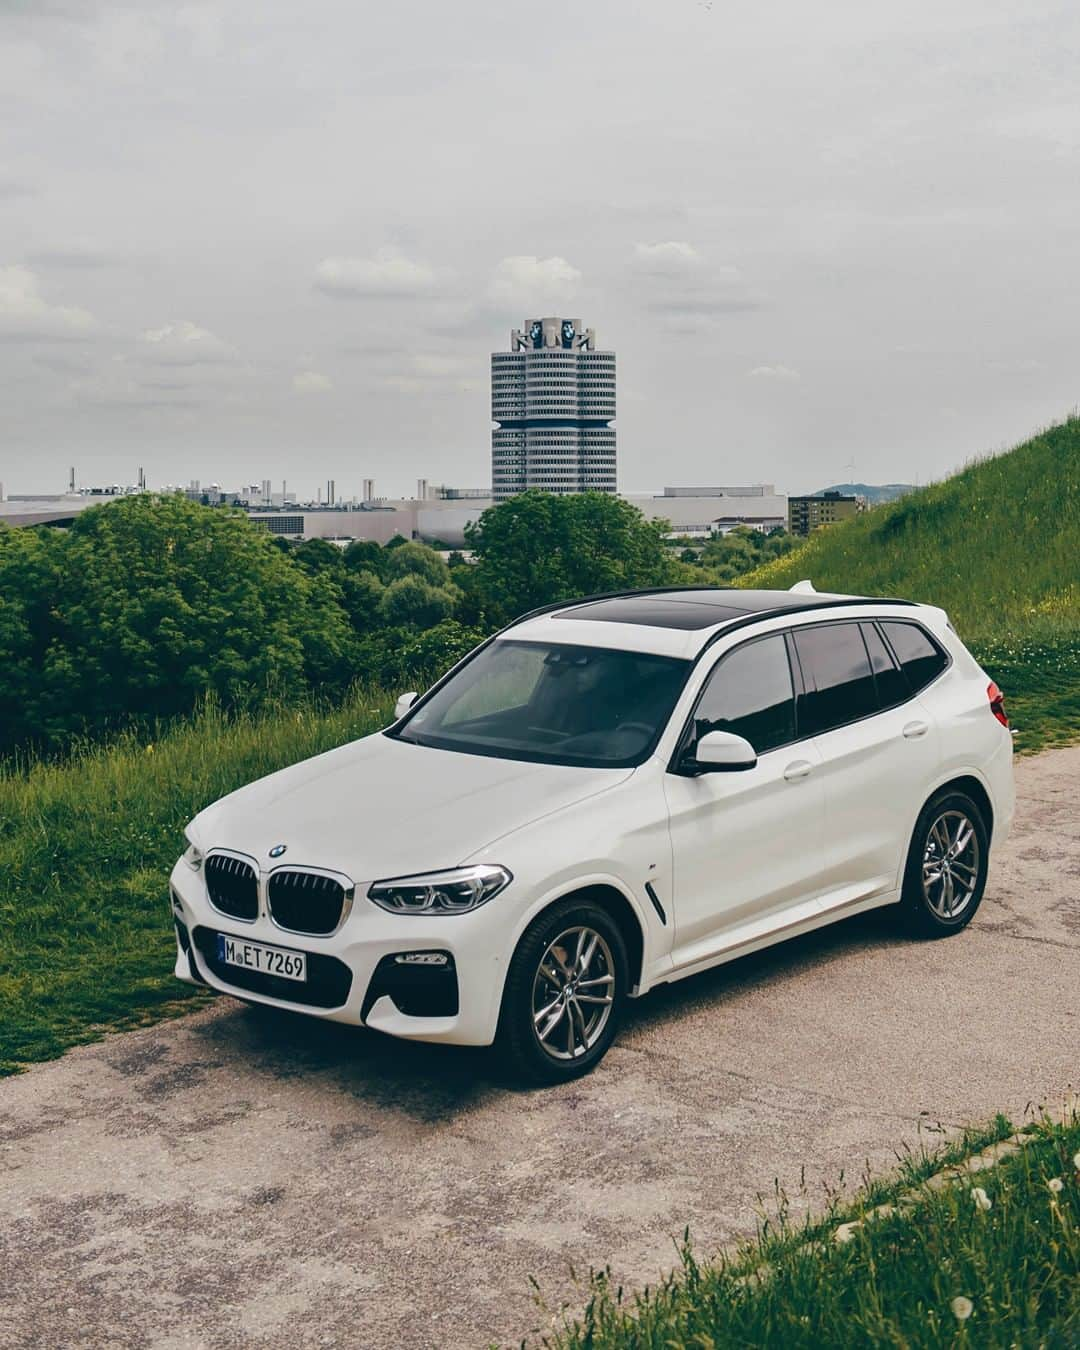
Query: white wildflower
[
  {"left": 951, "top": 1296, "right": 973, "bottom": 1321},
  {"left": 1048, "top": 1177, "right": 1064, "bottom": 1194},
  {"left": 971, "top": 1186, "right": 991, "bottom": 1212}
]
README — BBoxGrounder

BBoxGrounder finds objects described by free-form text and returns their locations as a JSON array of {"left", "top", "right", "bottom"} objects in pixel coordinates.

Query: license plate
[{"left": 216, "top": 933, "right": 307, "bottom": 982}]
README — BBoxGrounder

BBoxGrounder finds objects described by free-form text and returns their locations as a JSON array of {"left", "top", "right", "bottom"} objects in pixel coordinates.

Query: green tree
[
  {"left": 383, "top": 539, "right": 452, "bottom": 588},
  {"left": 292, "top": 537, "right": 345, "bottom": 577},
  {"left": 377, "top": 574, "right": 458, "bottom": 628},
  {"left": 464, "top": 490, "right": 682, "bottom": 623},
  {"left": 342, "top": 538, "right": 386, "bottom": 577},
  {"left": 341, "top": 568, "right": 385, "bottom": 631},
  {"left": 0, "top": 525, "right": 64, "bottom": 750},
  {"left": 0, "top": 496, "right": 358, "bottom": 752}
]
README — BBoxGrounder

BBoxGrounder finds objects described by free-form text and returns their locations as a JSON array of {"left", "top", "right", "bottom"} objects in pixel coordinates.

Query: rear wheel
[
  {"left": 497, "top": 898, "right": 628, "bottom": 1084},
  {"left": 900, "top": 790, "right": 989, "bottom": 937}
]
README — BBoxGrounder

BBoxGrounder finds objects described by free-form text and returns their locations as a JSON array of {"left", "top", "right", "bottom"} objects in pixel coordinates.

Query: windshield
[{"left": 390, "top": 639, "right": 691, "bottom": 767}]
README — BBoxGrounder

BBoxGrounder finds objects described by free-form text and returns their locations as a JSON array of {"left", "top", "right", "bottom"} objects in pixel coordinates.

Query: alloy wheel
[
  {"left": 532, "top": 925, "right": 615, "bottom": 1061},
  {"left": 922, "top": 808, "right": 981, "bottom": 920}
]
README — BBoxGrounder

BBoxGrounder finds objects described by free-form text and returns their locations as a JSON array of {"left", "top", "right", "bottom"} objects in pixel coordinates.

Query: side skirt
[{"left": 651, "top": 889, "right": 901, "bottom": 991}]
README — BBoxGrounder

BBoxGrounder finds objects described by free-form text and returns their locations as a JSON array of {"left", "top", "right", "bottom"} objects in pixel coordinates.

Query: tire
[
  {"left": 497, "top": 897, "right": 628, "bottom": 1085},
  {"left": 900, "top": 789, "right": 989, "bottom": 937}
]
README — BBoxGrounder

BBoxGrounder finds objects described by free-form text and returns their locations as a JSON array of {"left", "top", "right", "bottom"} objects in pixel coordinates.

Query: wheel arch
[
  {"left": 506, "top": 880, "right": 649, "bottom": 998},
  {"left": 930, "top": 773, "right": 995, "bottom": 844},
  {"left": 560, "top": 883, "right": 647, "bottom": 995}
]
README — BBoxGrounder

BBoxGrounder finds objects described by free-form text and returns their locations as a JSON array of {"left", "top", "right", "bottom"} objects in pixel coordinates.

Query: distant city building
[
  {"left": 245, "top": 487, "right": 495, "bottom": 548},
  {"left": 787, "top": 490, "right": 866, "bottom": 536},
  {"left": 659, "top": 484, "right": 777, "bottom": 498},
  {"left": 624, "top": 484, "right": 788, "bottom": 537},
  {"left": 491, "top": 317, "right": 616, "bottom": 499}
]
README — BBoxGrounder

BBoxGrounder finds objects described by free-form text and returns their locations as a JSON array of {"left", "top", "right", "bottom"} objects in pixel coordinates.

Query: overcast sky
[{"left": 2, "top": 0, "right": 1079, "bottom": 498}]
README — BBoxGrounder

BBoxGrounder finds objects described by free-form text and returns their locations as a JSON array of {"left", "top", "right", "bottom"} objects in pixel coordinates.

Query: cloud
[
  {"left": 632, "top": 241, "right": 701, "bottom": 276},
  {"left": 0, "top": 175, "right": 36, "bottom": 202},
  {"left": 748, "top": 364, "right": 802, "bottom": 381},
  {"left": 314, "top": 248, "right": 436, "bottom": 298},
  {"left": 137, "top": 319, "right": 235, "bottom": 364},
  {"left": 293, "top": 370, "right": 332, "bottom": 393},
  {"left": 28, "top": 243, "right": 115, "bottom": 270},
  {"left": 32, "top": 350, "right": 93, "bottom": 375},
  {"left": 631, "top": 247, "right": 757, "bottom": 327},
  {"left": 0, "top": 264, "right": 96, "bottom": 340},
  {"left": 68, "top": 369, "right": 202, "bottom": 408},
  {"left": 486, "top": 255, "right": 581, "bottom": 312},
  {"left": 374, "top": 351, "right": 479, "bottom": 395},
  {"left": 648, "top": 294, "right": 759, "bottom": 317}
]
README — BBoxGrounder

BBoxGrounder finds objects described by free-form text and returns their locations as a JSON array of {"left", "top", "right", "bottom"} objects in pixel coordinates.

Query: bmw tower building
[{"left": 491, "top": 317, "right": 616, "bottom": 500}]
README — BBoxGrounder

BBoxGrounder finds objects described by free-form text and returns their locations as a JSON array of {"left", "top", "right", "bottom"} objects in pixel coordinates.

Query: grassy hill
[{"left": 746, "top": 418, "right": 1080, "bottom": 750}]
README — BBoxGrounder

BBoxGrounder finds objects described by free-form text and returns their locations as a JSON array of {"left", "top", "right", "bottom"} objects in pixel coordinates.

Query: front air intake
[
  {"left": 204, "top": 853, "right": 259, "bottom": 922},
  {"left": 267, "top": 869, "right": 348, "bottom": 936}
]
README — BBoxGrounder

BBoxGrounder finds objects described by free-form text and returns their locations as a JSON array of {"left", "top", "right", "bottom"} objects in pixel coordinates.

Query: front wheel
[
  {"left": 497, "top": 898, "right": 628, "bottom": 1084},
  {"left": 900, "top": 790, "right": 989, "bottom": 937}
]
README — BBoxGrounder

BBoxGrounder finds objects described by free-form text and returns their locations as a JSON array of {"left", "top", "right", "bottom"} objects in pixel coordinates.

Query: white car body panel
[{"left": 171, "top": 589, "right": 1015, "bottom": 1051}]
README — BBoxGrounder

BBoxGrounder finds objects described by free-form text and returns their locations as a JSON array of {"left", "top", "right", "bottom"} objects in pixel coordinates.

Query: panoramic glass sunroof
[
  {"left": 555, "top": 596, "right": 748, "bottom": 630},
  {"left": 554, "top": 589, "right": 815, "bottom": 630}
]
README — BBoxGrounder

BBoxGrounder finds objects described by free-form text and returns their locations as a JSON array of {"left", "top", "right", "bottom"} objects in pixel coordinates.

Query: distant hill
[{"left": 812, "top": 482, "right": 915, "bottom": 504}]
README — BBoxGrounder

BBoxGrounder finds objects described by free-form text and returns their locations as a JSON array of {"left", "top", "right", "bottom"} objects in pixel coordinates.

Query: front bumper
[{"left": 169, "top": 859, "right": 511, "bottom": 1045}]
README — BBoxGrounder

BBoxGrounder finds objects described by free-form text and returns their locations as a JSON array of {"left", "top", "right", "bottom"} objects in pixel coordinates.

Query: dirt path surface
[{"left": 2, "top": 747, "right": 1077, "bottom": 1349}]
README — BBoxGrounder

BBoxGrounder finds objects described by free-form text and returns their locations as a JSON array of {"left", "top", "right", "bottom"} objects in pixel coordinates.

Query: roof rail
[{"left": 694, "top": 595, "right": 919, "bottom": 658}]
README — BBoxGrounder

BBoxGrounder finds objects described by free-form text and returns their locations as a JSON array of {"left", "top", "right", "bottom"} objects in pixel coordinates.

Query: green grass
[
  {"left": 0, "top": 690, "right": 394, "bottom": 1075},
  {"left": 741, "top": 417, "right": 1080, "bottom": 752},
  {"left": 536, "top": 1113, "right": 1080, "bottom": 1348}
]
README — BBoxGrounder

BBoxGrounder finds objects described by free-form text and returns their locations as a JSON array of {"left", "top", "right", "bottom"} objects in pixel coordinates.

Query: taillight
[{"left": 987, "top": 681, "right": 1008, "bottom": 728}]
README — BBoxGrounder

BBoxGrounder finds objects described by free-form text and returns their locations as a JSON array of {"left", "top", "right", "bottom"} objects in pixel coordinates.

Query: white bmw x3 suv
[{"left": 171, "top": 585, "right": 1015, "bottom": 1082}]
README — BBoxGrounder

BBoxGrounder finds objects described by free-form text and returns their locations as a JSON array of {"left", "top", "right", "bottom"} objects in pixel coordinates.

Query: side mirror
[
  {"left": 394, "top": 691, "right": 418, "bottom": 720},
  {"left": 687, "top": 729, "right": 757, "bottom": 774}
]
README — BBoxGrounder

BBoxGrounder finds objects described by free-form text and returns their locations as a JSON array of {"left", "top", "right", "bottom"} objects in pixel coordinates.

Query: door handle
[
  {"left": 783, "top": 760, "right": 813, "bottom": 781},
  {"left": 902, "top": 721, "right": 929, "bottom": 739}
]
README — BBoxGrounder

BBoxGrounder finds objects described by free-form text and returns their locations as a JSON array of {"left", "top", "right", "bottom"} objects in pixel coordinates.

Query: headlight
[
  {"left": 367, "top": 865, "right": 512, "bottom": 915},
  {"left": 182, "top": 827, "right": 203, "bottom": 871}
]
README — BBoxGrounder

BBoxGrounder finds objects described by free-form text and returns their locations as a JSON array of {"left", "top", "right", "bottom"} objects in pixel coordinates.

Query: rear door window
[
  {"left": 792, "top": 622, "right": 877, "bottom": 735},
  {"left": 691, "top": 634, "right": 796, "bottom": 754},
  {"left": 861, "top": 621, "right": 909, "bottom": 709},
  {"left": 880, "top": 621, "right": 949, "bottom": 694}
]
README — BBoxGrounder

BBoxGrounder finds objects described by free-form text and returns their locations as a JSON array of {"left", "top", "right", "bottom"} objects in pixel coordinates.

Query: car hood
[{"left": 189, "top": 731, "right": 633, "bottom": 881}]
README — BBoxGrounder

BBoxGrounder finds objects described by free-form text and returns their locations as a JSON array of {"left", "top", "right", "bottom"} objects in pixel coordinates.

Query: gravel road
[{"left": 1, "top": 746, "right": 1077, "bottom": 1349}]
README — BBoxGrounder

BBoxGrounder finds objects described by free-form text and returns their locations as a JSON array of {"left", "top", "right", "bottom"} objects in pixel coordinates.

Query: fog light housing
[{"left": 362, "top": 952, "right": 458, "bottom": 1019}]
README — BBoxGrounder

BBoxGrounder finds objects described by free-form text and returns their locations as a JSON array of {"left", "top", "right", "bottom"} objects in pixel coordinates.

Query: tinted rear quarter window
[
  {"left": 692, "top": 634, "right": 796, "bottom": 754},
  {"left": 793, "top": 622, "right": 877, "bottom": 735},
  {"left": 881, "top": 621, "right": 949, "bottom": 694}
]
